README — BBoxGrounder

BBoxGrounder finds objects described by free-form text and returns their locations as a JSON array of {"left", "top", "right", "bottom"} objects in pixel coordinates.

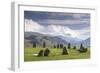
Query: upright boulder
[
  {"left": 68, "top": 43, "right": 71, "bottom": 49},
  {"left": 62, "top": 47, "right": 68, "bottom": 55},
  {"left": 78, "top": 43, "right": 87, "bottom": 53},
  {"left": 44, "top": 48, "right": 50, "bottom": 56},
  {"left": 37, "top": 50, "right": 44, "bottom": 57},
  {"left": 73, "top": 46, "right": 76, "bottom": 50}
]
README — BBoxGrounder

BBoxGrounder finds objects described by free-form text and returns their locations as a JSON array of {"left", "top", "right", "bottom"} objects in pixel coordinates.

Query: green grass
[{"left": 24, "top": 48, "right": 90, "bottom": 62}]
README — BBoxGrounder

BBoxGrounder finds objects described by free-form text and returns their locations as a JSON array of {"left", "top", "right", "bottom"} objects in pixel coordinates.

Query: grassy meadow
[{"left": 24, "top": 48, "right": 90, "bottom": 62}]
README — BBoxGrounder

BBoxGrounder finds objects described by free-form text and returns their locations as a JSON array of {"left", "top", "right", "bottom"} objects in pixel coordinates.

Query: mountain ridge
[{"left": 24, "top": 32, "right": 90, "bottom": 48}]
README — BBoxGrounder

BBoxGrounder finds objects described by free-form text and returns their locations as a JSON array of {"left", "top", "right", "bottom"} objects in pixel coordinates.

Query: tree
[
  {"left": 43, "top": 41, "right": 46, "bottom": 48},
  {"left": 33, "top": 42, "right": 36, "bottom": 48},
  {"left": 68, "top": 43, "right": 71, "bottom": 49}
]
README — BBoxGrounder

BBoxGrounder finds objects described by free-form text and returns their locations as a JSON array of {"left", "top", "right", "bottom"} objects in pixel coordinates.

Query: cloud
[
  {"left": 37, "top": 19, "right": 90, "bottom": 26},
  {"left": 72, "top": 27, "right": 90, "bottom": 40},
  {"left": 73, "top": 13, "right": 90, "bottom": 19},
  {"left": 25, "top": 19, "right": 90, "bottom": 40},
  {"left": 25, "top": 19, "right": 44, "bottom": 32},
  {"left": 25, "top": 11, "right": 90, "bottom": 20}
]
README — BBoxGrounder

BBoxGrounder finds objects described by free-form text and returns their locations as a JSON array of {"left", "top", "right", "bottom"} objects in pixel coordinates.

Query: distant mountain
[
  {"left": 80, "top": 38, "right": 90, "bottom": 47},
  {"left": 24, "top": 32, "right": 68, "bottom": 48},
  {"left": 83, "top": 38, "right": 90, "bottom": 43},
  {"left": 59, "top": 36, "right": 82, "bottom": 43},
  {"left": 24, "top": 32, "right": 90, "bottom": 48}
]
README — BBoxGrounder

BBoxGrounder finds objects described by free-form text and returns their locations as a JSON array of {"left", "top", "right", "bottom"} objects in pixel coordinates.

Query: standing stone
[
  {"left": 73, "top": 46, "right": 76, "bottom": 49},
  {"left": 62, "top": 47, "right": 68, "bottom": 55},
  {"left": 44, "top": 48, "right": 50, "bottom": 56},
  {"left": 78, "top": 43, "right": 87, "bottom": 53},
  {"left": 37, "top": 50, "right": 44, "bottom": 57}
]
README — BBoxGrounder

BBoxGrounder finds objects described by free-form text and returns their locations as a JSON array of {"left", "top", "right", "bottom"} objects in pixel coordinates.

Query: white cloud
[
  {"left": 37, "top": 19, "right": 90, "bottom": 25},
  {"left": 73, "top": 13, "right": 89, "bottom": 19},
  {"left": 25, "top": 19, "right": 44, "bottom": 32},
  {"left": 25, "top": 19, "right": 90, "bottom": 40}
]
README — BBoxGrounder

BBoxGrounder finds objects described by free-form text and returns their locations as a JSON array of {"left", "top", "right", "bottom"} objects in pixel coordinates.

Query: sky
[{"left": 24, "top": 11, "right": 90, "bottom": 40}]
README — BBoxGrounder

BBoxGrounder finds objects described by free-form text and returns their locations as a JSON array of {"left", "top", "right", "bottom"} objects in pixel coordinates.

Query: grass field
[{"left": 24, "top": 48, "right": 90, "bottom": 62}]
